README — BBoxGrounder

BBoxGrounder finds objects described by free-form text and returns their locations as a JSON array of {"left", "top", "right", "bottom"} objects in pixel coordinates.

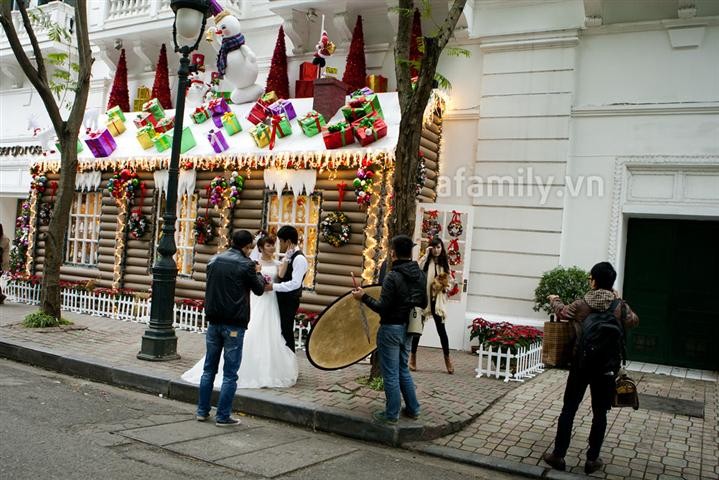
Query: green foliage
[
  {"left": 446, "top": 46, "right": 470, "bottom": 58},
  {"left": 356, "top": 375, "right": 384, "bottom": 391},
  {"left": 533, "top": 266, "right": 591, "bottom": 315},
  {"left": 47, "top": 52, "right": 69, "bottom": 65},
  {"left": 22, "top": 311, "right": 72, "bottom": 328}
]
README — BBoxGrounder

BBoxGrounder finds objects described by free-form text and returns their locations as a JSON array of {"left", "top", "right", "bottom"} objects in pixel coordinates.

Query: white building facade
[{"left": 1, "top": 0, "right": 717, "bottom": 369}]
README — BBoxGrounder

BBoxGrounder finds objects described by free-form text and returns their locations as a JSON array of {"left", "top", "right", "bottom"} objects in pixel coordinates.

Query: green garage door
[{"left": 623, "top": 218, "right": 719, "bottom": 371}]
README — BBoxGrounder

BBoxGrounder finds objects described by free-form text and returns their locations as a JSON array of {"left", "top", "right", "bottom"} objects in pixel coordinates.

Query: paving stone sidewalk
[
  {"left": 0, "top": 302, "right": 516, "bottom": 440},
  {"left": 430, "top": 367, "right": 719, "bottom": 479}
]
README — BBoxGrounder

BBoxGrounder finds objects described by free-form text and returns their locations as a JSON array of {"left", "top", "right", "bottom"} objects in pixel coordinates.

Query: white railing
[
  {"left": 101, "top": 0, "right": 245, "bottom": 25},
  {"left": 4, "top": 281, "right": 42, "bottom": 304},
  {"left": 174, "top": 303, "right": 206, "bottom": 332},
  {"left": 0, "top": 1, "right": 76, "bottom": 47},
  {"left": 476, "top": 341, "right": 544, "bottom": 383}
]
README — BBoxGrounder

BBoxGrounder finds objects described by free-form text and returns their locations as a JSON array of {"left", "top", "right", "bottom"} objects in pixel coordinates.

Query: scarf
[{"left": 216, "top": 33, "right": 245, "bottom": 76}]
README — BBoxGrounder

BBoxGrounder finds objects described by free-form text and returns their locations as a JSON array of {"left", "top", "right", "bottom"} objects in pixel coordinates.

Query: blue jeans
[
  {"left": 377, "top": 324, "right": 420, "bottom": 420},
  {"left": 196, "top": 323, "right": 245, "bottom": 421}
]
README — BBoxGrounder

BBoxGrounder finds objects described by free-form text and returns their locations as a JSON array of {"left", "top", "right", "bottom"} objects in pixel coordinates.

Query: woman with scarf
[{"left": 410, "top": 236, "right": 454, "bottom": 374}]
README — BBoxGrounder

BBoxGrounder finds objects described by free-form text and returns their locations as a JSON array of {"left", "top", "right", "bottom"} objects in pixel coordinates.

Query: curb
[
  {"left": 0, "top": 338, "right": 471, "bottom": 447},
  {"left": 406, "top": 443, "right": 590, "bottom": 479}
]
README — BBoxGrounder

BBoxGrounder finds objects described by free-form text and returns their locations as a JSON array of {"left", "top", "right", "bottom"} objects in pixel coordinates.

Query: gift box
[
  {"left": 56, "top": 139, "right": 83, "bottom": 153},
  {"left": 268, "top": 99, "right": 296, "bottom": 121},
  {"left": 180, "top": 126, "right": 196, "bottom": 154},
  {"left": 211, "top": 114, "right": 224, "bottom": 128},
  {"left": 295, "top": 80, "right": 314, "bottom": 98},
  {"left": 133, "top": 112, "right": 156, "bottom": 129},
  {"left": 261, "top": 91, "right": 278, "bottom": 105},
  {"left": 210, "top": 72, "right": 221, "bottom": 85},
  {"left": 154, "top": 116, "right": 175, "bottom": 134},
  {"left": 267, "top": 114, "right": 292, "bottom": 149},
  {"left": 207, "top": 129, "right": 229, "bottom": 153},
  {"left": 133, "top": 85, "right": 151, "bottom": 112},
  {"left": 247, "top": 101, "right": 270, "bottom": 125},
  {"left": 221, "top": 111, "right": 242, "bottom": 135},
  {"left": 341, "top": 94, "right": 384, "bottom": 122},
  {"left": 142, "top": 98, "right": 165, "bottom": 121},
  {"left": 298, "top": 110, "right": 326, "bottom": 138},
  {"left": 84, "top": 129, "right": 117, "bottom": 158},
  {"left": 299, "top": 61, "right": 319, "bottom": 80},
  {"left": 351, "top": 113, "right": 388, "bottom": 147},
  {"left": 208, "top": 97, "right": 230, "bottom": 116},
  {"left": 152, "top": 132, "right": 172, "bottom": 152},
  {"left": 250, "top": 123, "right": 271, "bottom": 148},
  {"left": 350, "top": 87, "right": 374, "bottom": 98},
  {"left": 106, "top": 117, "right": 126, "bottom": 137},
  {"left": 106, "top": 106, "right": 126, "bottom": 122},
  {"left": 191, "top": 106, "right": 210, "bottom": 124},
  {"left": 136, "top": 125, "right": 156, "bottom": 150},
  {"left": 191, "top": 53, "right": 205, "bottom": 70},
  {"left": 322, "top": 122, "right": 355, "bottom": 149},
  {"left": 366, "top": 74, "right": 388, "bottom": 93}
]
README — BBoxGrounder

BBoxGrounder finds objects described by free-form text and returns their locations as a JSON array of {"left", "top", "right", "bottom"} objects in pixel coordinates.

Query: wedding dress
[{"left": 181, "top": 259, "right": 298, "bottom": 389}]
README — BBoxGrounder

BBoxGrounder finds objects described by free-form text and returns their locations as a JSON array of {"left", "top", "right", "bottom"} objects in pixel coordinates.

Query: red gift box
[
  {"left": 191, "top": 53, "right": 205, "bottom": 69},
  {"left": 133, "top": 112, "right": 157, "bottom": 129},
  {"left": 247, "top": 98, "right": 272, "bottom": 125},
  {"left": 322, "top": 123, "right": 355, "bottom": 149},
  {"left": 351, "top": 113, "right": 387, "bottom": 147},
  {"left": 295, "top": 80, "right": 314, "bottom": 98},
  {"left": 299, "top": 62, "right": 319, "bottom": 80}
]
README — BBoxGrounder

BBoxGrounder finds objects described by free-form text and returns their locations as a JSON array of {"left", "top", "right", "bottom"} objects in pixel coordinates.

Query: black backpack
[{"left": 575, "top": 299, "right": 626, "bottom": 374}]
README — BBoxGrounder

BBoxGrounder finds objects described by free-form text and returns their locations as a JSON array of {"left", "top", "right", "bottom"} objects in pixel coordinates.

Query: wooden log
[
  {"left": 194, "top": 244, "right": 218, "bottom": 255},
  {"left": 100, "top": 222, "right": 117, "bottom": 232},
  {"left": 317, "top": 169, "right": 357, "bottom": 181},
  {"left": 316, "top": 263, "right": 362, "bottom": 276},
  {"left": 175, "top": 288, "right": 204, "bottom": 299},
  {"left": 98, "top": 254, "right": 114, "bottom": 265},
  {"left": 99, "top": 239, "right": 116, "bottom": 248},
  {"left": 124, "top": 265, "right": 149, "bottom": 276},
  {"left": 193, "top": 253, "right": 214, "bottom": 265},
  {"left": 300, "top": 291, "right": 340, "bottom": 307},
  {"left": 297, "top": 303, "right": 323, "bottom": 314},
  {"left": 420, "top": 137, "right": 440, "bottom": 154},
  {"left": 316, "top": 252, "right": 363, "bottom": 267},
  {"left": 99, "top": 231, "right": 115, "bottom": 240},
  {"left": 315, "top": 284, "right": 353, "bottom": 298},
  {"left": 125, "top": 256, "right": 150, "bottom": 268},
  {"left": 193, "top": 272, "right": 207, "bottom": 283},
  {"left": 421, "top": 128, "right": 440, "bottom": 144},
  {"left": 320, "top": 201, "right": 362, "bottom": 213},
  {"left": 317, "top": 242, "right": 363, "bottom": 256},
  {"left": 123, "top": 273, "right": 154, "bottom": 285},
  {"left": 177, "top": 278, "right": 204, "bottom": 290},
  {"left": 419, "top": 186, "right": 435, "bottom": 199},
  {"left": 95, "top": 279, "right": 113, "bottom": 289},
  {"left": 123, "top": 282, "right": 151, "bottom": 292},
  {"left": 423, "top": 158, "right": 438, "bottom": 171},
  {"left": 424, "top": 122, "right": 441, "bottom": 136},
  {"left": 420, "top": 146, "right": 438, "bottom": 162},
  {"left": 314, "top": 272, "right": 354, "bottom": 288},
  {"left": 232, "top": 199, "right": 264, "bottom": 211},
  {"left": 98, "top": 247, "right": 115, "bottom": 257},
  {"left": 232, "top": 218, "right": 262, "bottom": 230},
  {"left": 230, "top": 209, "right": 263, "bottom": 220}
]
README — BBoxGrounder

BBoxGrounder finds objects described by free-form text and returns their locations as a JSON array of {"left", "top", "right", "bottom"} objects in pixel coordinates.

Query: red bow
[
  {"left": 49, "top": 180, "right": 58, "bottom": 203},
  {"left": 451, "top": 210, "right": 461, "bottom": 223},
  {"left": 269, "top": 115, "right": 283, "bottom": 150},
  {"left": 337, "top": 182, "right": 347, "bottom": 210},
  {"left": 427, "top": 209, "right": 439, "bottom": 219}
]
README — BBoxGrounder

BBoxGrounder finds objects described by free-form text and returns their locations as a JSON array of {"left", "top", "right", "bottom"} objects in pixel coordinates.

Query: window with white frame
[
  {"left": 65, "top": 191, "right": 102, "bottom": 266},
  {"left": 264, "top": 192, "right": 321, "bottom": 288},
  {"left": 154, "top": 193, "right": 198, "bottom": 276}
]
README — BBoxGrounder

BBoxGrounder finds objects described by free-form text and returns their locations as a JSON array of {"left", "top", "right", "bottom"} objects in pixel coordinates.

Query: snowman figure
[
  {"left": 206, "top": 0, "right": 264, "bottom": 105},
  {"left": 186, "top": 72, "right": 210, "bottom": 109}
]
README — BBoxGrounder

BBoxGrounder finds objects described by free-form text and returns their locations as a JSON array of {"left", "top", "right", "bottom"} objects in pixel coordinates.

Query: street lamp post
[{"left": 138, "top": 0, "right": 210, "bottom": 361}]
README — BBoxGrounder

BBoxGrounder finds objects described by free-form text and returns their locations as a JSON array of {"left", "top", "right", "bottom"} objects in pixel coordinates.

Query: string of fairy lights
[
  {"left": 25, "top": 191, "right": 38, "bottom": 275},
  {"left": 113, "top": 201, "right": 128, "bottom": 289},
  {"left": 361, "top": 169, "right": 383, "bottom": 285}
]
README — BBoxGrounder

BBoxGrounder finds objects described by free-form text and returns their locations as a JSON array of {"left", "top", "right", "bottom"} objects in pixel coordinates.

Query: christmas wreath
[
  {"left": 422, "top": 210, "right": 442, "bottom": 238},
  {"left": 447, "top": 210, "right": 464, "bottom": 238},
  {"left": 448, "top": 239, "right": 462, "bottom": 266},
  {"left": 127, "top": 210, "right": 148, "bottom": 239},
  {"left": 106, "top": 169, "right": 140, "bottom": 201},
  {"left": 320, "top": 211, "right": 352, "bottom": 247},
  {"left": 193, "top": 215, "right": 215, "bottom": 245},
  {"left": 209, "top": 175, "right": 228, "bottom": 207}
]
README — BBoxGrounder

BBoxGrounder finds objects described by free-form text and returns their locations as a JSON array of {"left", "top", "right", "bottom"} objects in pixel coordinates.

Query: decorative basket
[{"left": 541, "top": 315, "right": 575, "bottom": 367}]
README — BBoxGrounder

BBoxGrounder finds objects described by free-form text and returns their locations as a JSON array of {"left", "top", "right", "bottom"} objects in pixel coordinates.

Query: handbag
[
  {"left": 612, "top": 303, "right": 639, "bottom": 409},
  {"left": 541, "top": 314, "right": 575, "bottom": 367},
  {"left": 407, "top": 307, "right": 425, "bottom": 336}
]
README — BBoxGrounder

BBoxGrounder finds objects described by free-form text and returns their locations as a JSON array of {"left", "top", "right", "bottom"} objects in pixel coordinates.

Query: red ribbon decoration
[
  {"left": 337, "top": 182, "right": 347, "bottom": 211},
  {"left": 268, "top": 115, "right": 280, "bottom": 150},
  {"left": 427, "top": 209, "right": 439, "bottom": 219},
  {"left": 49, "top": 180, "right": 58, "bottom": 203},
  {"left": 451, "top": 210, "right": 461, "bottom": 224},
  {"left": 134, "top": 181, "right": 146, "bottom": 215}
]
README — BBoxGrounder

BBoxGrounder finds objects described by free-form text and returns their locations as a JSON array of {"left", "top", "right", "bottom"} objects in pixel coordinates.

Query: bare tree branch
[
  {"left": 394, "top": 0, "right": 414, "bottom": 112},
  {"left": 436, "top": 0, "right": 467, "bottom": 49},
  {"left": 17, "top": 0, "right": 48, "bottom": 83},
  {"left": 67, "top": 0, "right": 94, "bottom": 136},
  {"left": 0, "top": 1, "right": 63, "bottom": 132}
]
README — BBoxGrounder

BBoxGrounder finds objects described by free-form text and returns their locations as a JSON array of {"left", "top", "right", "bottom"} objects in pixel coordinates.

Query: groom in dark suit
[{"left": 266, "top": 226, "right": 307, "bottom": 352}]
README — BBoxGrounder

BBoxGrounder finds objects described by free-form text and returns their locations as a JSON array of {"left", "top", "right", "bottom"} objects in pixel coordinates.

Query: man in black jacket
[
  {"left": 196, "top": 230, "right": 266, "bottom": 427},
  {"left": 352, "top": 235, "right": 427, "bottom": 424}
]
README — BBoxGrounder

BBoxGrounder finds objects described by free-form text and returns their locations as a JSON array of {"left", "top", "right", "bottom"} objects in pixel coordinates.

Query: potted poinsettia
[{"left": 533, "top": 266, "right": 590, "bottom": 367}]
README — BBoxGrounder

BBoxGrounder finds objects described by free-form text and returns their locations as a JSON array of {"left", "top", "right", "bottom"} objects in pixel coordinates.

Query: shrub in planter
[
  {"left": 22, "top": 311, "right": 72, "bottom": 328},
  {"left": 533, "top": 266, "right": 590, "bottom": 315}
]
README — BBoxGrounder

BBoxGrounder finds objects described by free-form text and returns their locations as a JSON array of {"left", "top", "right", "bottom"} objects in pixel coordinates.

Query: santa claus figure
[{"left": 312, "top": 29, "right": 335, "bottom": 68}]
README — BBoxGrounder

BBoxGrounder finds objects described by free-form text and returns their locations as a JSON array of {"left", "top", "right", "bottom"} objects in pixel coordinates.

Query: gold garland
[
  {"left": 25, "top": 191, "right": 38, "bottom": 275},
  {"left": 113, "top": 201, "right": 128, "bottom": 289},
  {"left": 217, "top": 195, "right": 231, "bottom": 251},
  {"left": 361, "top": 169, "right": 383, "bottom": 285}
]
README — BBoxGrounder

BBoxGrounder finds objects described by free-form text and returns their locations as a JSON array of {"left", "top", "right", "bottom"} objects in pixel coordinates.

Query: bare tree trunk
[{"left": 0, "top": 1, "right": 93, "bottom": 319}]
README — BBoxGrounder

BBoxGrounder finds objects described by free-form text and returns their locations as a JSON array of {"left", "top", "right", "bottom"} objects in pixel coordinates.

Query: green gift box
[
  {"left": 269, "top": 113, "right": 292, "bottom": 139},
  {"left": 56, "top": 139, "right": 83, "bottom": 153},
  {"left": 221, "top": 111, "right": 242, "bottom": 135},
  {"left": 136, "top": 125, "right": 156, "bottom": 150},
  {"left": 142, "top": 98, "right": 165, "bottom": 121},
  {"left": 298, "top": 110, "right": 326, "bottom": 138},
  {"left": 341, "top": 94, "right": 384, "bottom": 122},
  {"left": 191, "top": 106, "right": 210, "bottom": 124},
  {"left": 179, "top": 126, "right": 196, "bottom": 154},
  {"left": 152, "top": 132, "right": 172, "bottom": 152},
  {"left": 106, "top": 106, "right": 126, "bottom": 122},
  {"left": 250, "top": 123, "right": 271, "bottom": 148}
]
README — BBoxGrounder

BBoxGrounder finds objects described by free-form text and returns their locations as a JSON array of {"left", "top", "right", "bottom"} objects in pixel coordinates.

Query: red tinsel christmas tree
[
  {"left": 265, "top": 26, "right": 290, "bottom": 99},
  {"left": 342, "top": 16, "right": 366, "bottom": 92},
  {"left": 409, "top": 9, "right": 423, "bottom": 77},
  {"left": 152, "top": 44, "right": 173, "bottom": 109},
  {"left": 107, "top": 49, "right": 130, "bottom": 112}
]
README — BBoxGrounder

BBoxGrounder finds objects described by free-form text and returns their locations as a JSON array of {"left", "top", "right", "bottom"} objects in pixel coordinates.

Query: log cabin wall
[
  {"left": 122, "top": 171, "right": 156, "bottom": 293},
  {"left": 418, "top": 113, "right": 443, "bottom": 203}
]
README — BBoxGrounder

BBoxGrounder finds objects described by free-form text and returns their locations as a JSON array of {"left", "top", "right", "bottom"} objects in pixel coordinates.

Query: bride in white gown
[{"left": 182, "top": 234, "right": 298, "bottom": 389}]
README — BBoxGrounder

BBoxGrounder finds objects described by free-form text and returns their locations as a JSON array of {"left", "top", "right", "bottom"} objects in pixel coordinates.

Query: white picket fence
[
  {"left": 476, "top": 341, "right": 544, "bottom": 383},
  {"left": 5, "top": 280, "right": 308, "bottom": 344}
]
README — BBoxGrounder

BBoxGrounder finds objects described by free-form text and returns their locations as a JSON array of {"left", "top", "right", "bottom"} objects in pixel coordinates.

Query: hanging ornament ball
[
  {"left": 365, "top": 170, "right": 374, "bottom": 179},
  {"left": 39, "top": 176, "right": 47, "bottom": 182},
  {"left": 132, "top": 178, "right": 139, "bottom": 186},
  {"left": 353, "top": 179, "right": 361, "bottom": 188}
]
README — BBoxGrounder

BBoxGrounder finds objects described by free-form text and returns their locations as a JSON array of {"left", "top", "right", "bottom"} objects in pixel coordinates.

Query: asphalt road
[{"left": 0, "top": 359, "right": 523, "bottom": 480}]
